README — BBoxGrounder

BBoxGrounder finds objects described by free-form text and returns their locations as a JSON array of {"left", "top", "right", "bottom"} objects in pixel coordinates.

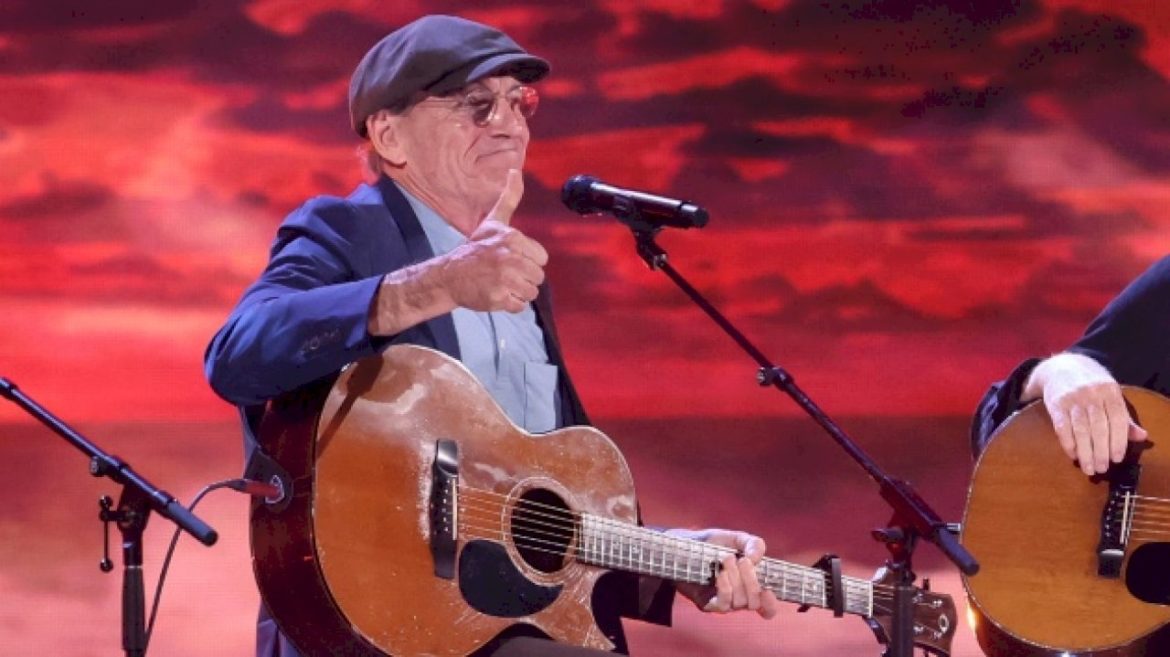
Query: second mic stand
[
  {"left": 627, "top": 226, "right": 978, "bottom": 657},
  {"left": 0, "top": 378, "right": 218, "bottom": 657}
]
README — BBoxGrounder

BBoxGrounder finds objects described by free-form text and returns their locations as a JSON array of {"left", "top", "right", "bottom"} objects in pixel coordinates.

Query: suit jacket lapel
[{"left": 533, "top": 282, "right": 590, "bottom": 426}]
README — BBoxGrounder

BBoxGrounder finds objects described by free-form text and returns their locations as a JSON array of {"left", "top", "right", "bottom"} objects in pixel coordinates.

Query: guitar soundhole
[
  {"left": 510, "top": 488, "right": 575, "bottom": 574},
  {"left": 1126, "top": 542, "right": 1170, "bottom": 604}
]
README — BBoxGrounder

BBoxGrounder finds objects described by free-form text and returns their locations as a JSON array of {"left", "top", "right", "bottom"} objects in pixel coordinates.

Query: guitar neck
[{"left": 578, "top": 515, "right": 873, "bottom": 617}]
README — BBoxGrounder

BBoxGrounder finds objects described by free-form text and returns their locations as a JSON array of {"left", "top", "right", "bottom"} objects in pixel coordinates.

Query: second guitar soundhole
[{"left": 510, "top": 488, "right": 576, "bottom": 573}]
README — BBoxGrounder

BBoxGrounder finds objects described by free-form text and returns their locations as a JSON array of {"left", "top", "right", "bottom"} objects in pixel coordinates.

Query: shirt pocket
[{"left": 523, "top": 361, "right": 559, "bottom": 434}]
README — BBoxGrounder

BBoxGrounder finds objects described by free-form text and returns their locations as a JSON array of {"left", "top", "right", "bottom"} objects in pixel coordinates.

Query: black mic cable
[{"left": 142, "top": 477, "right": 281, "bottom": 654}]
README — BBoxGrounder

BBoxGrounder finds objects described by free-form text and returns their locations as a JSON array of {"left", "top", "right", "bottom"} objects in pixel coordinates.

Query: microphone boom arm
[{"left": 625, "top": 228, "right": 977, "bottom": 657}]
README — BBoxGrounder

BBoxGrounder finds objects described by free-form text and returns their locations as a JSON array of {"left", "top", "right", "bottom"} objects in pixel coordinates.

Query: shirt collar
[{"left": 395, "top": 182, "right": 467, "bottom": 256}]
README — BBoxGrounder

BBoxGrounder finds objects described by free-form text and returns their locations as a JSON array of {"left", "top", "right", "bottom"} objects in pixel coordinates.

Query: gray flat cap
[{"left": 349, "top": 14, "right": 550, "bottom": 137}]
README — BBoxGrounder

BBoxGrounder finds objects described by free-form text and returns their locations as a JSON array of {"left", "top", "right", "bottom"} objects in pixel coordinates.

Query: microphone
[{"left": 561, "top": 175, "right": 709, "bottom": 229}]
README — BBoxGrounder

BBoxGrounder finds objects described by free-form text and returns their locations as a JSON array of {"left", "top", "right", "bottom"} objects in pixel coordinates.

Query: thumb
[{"left": 488, "top": 168, "right": 524, "bottom": 226}]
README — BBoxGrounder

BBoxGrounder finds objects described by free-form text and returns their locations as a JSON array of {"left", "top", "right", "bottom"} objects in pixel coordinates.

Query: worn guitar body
[
  {"left": 962, "top": 386, "right": 1170, "bottom": 657},
  {"left": 251, "top": 345, "right": 637, "bottom": 656}
]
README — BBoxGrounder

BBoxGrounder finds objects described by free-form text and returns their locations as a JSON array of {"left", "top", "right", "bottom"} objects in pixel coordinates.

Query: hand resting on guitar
[{"left": 1021, "top": 352, "right": 1148, "bottom": 476}]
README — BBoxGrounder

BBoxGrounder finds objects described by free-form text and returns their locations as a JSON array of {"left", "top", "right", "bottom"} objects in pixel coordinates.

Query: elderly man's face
[{"left": 394, "top": 75, "right": 533, "bottom": 219}]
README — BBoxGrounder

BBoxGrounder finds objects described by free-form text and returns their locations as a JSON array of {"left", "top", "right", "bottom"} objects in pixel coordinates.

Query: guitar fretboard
[{"left": 578, "top": 514, "right": 873, "bottom": 617}]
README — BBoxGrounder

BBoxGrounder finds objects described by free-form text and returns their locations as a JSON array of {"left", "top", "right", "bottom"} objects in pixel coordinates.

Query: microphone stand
[
  {"left": 0, "top": 378, "right": 217, "bottom": 657},
  {"left": 616, "top": 215, "right": 978, "bottom": 657}
]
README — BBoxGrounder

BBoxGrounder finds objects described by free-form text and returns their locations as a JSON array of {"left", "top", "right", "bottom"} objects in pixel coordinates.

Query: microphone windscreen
[{"left": 560, "top": 174, "right": 600, "bottom": 214}]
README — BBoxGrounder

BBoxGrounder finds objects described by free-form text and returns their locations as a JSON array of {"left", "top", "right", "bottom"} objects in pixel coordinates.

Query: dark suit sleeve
[
  {"left": 204, "top": 197, "right": 393, "bottom": 406},
  {"left": 1067, "top": 256, "right": 1170, "bottom": 386},
  {"left": 970, "top": 256, "right": 1170, "bottom": 456},
  {"left": 970, "top": 357, "right": 1042, "bottom": 457}
]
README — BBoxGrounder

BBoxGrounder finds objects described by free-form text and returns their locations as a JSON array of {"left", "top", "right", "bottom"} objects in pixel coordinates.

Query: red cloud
[
  {"left": 527, "top": 124, "right": 707, "bottom": 191},
  {"left": 598, "top": 47, "right": 806, "bottom": 100}
]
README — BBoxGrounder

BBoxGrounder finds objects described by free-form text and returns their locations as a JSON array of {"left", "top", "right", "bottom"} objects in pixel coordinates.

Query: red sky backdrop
[{"left": 2, "top": 1, "right": 1168, "bottom": 655}]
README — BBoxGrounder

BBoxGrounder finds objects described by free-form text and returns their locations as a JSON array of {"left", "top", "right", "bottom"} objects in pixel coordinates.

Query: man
[
  {"left": 972, "top": 257, "right": 1170, "bottom": 652},
  {"left": 205, "top": 14, "right": 778, "bottom": 657}
]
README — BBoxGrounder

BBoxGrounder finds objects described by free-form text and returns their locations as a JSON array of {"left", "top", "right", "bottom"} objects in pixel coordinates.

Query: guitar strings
[
  {"left": 452, "top": 514, "right": 904, "bottom": 621},
  {"left": 454, "top": 490, "right": 928, "bottom": 624},
  {"left": 453, "top": 511, "right": 889, "bottom": 614},
  {"left": 1124, "top": 506, "right": 1170, "bottom": 518},
  {"left": 1125, "top": 494, "right": 1170, "bottom": 504},
  {"left": 457, "top": 490, "right": 880, "bottom": 592},
  {"left": 1094, "top": 495, "right": 1170, "bottom": 539},
  {"left": 450, "top": 506, "right": 943, "bottom": 631},
  {"left": 1109, "top": 498, "right": 1170, "bottom": 531},
  {"left": 452, "top": 486, "right": 903, "bottom": 606},
  {"left": 456, "top": 485, "right": 899, "bottom": 600}
]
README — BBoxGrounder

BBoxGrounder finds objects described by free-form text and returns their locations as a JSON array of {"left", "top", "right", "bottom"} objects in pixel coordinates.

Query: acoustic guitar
[
  {"left": 251, "top": 344, "right": 956, "bottom": 656},
  {"left": 963, "top": 386, "right": 1170, "bottom": 656}
]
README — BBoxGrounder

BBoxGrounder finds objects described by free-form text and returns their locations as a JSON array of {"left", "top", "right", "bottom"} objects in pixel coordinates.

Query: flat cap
[{"left": 349, "top": 14, "right": 550, "bottom": 137}]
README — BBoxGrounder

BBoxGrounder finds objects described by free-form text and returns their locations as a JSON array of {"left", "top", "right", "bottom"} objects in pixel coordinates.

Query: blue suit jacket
[
  {"left": 204, "top": 176, "right": 671, "bottom": 656},
  {"left": 205, "top": 176, "right": 587, "bottom": 420}
]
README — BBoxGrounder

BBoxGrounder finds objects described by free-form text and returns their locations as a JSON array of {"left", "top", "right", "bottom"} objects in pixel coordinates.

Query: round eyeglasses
[{"left": 418, "top": 84, "right": 540, "bottom": 126}]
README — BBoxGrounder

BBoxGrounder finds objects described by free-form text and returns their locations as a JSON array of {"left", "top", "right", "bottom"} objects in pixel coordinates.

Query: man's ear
[{"left": 367, "top": 110, "right": 407, "bottom": 167}]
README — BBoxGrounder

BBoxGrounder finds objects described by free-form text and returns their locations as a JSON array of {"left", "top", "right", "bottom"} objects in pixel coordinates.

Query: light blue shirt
[{"left": 401, "top": 187, "right": 558, "bottom": 433}]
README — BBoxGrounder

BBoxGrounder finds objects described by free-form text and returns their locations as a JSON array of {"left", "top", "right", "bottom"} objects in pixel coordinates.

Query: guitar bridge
[
  {"left": 430, "top": 439, "right": 459, "bottom": 580},
  {"left": 1097, "top": 460, "right": 1139, "bottom": 578}
]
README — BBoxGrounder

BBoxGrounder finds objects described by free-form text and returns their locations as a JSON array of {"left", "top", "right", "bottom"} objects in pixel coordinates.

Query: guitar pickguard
[{"left": 459, "top": 540, "right": 563, "bottom": 617}]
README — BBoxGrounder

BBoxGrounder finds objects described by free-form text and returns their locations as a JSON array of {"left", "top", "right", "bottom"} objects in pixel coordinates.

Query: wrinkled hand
[
  {"left": 1026, "top": 352, "right": 1148, "bottom": 475},
  {"left": 665, "top": 528, "right": 779, "bottom": 619},
  {"left": 441, "top": 169, "right": 548, "bottom": 313}
]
